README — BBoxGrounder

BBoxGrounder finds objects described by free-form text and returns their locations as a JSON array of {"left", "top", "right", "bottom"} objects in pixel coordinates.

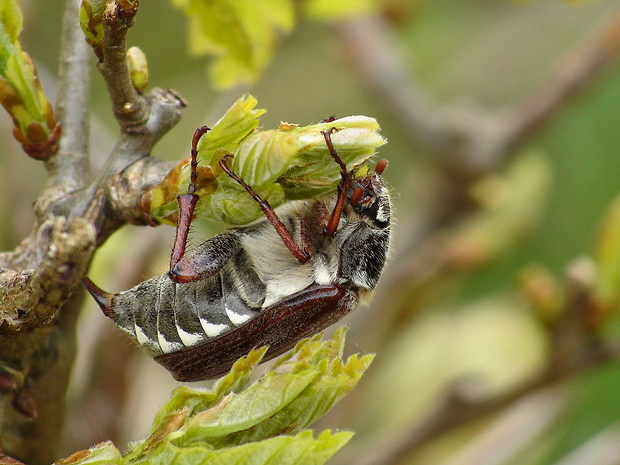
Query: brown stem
[
  {"left": 340, "top": 11, "right": 620, "bottom": 176},
  {"left": 504, "top": 12, "right": 620, "bottom": 152},
  {"left": 0, "top": 0, "right": 96, "bottom": 462},
  {"left": 97, "top": 0, "right": 147, "bottom": 131}
]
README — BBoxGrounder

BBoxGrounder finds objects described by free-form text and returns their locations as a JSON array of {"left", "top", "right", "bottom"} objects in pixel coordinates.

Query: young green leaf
[
  {"left": 174, "top": 0, "right": 294, "bottom": 88},
  {"left": 133, "top": 430, "right": 352, "bottom": 465},
  {"left": 79, "top": 0, "right": 106, "bottom": 57},
  {"left": 60, "top": 331, "right": 367, "bottom": 465},
  {"left": 203, "top": 328, "right": 373, "bottom": 448},
  {"left": 196, "top": 94, "right": 266, "bottom": 159},
  {"left": 149, "top": 347, "right": 267, "bottom": 432},
  {"left": 229, "top": 130, "right": 303, "bottom": 188},
  {"left": 278, "top": 117, "right": 386, "bottom": 199},
  {"left": 0, "top": 0, "right": 60, "bottom": 159},
  {"left": 194, "top": 182, "right": 285, "bottom": 225},
  {"left": 143, "top": 95, "right": 386, "bottom": 225},
  {"left": 121, "top": 328, "right": 370, "bottom": 465}
]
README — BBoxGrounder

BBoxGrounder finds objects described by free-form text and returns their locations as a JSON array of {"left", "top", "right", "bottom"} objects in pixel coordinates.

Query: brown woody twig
[{"left": 0, "top": 0, "right": 184, "bottom": 463}]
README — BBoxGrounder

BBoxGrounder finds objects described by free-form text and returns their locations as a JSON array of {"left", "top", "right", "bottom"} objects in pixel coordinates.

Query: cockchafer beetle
[{"left": 83, "top": 126, "right": 391, "bottom": 381}]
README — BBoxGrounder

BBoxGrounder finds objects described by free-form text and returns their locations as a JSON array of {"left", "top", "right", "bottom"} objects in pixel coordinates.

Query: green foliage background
[{"left": 1, "top": 1, "right": 620, "bottom": 464}]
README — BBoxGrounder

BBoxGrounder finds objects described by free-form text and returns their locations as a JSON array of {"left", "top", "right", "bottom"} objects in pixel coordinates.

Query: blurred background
[{"left": 3, "top": 0, "right": 620, "bottom": 464}]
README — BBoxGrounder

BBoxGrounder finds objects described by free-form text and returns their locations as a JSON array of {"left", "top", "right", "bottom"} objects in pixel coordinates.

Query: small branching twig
[
  {"left": 97, "top": 0, "right": 147, "bottom": 131},
  {"left": 46, "top": 0, "right": 92, "bottom": 198},
  {"left": 0, "top": 0, "right": 184, "bottom": 463},
  {"left": 341, "top": 11, "right": 620, "bottom": 176}
]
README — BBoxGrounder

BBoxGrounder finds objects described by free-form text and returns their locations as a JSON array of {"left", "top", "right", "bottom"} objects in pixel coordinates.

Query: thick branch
[
  {"left": 0, "top": 291, "right": 85, "bottom": 465},
  {"left": 46, "top": 0, "right": 92, "bottom": 192},
  {"left": 0, "top": 0, "right": 94, "bottom": 342},
  {"left": 0, "top": 218, "right": 95, "bottom": 337},
  {"left": 0, "top": 1, "right": 176, "bottom": 463},
  {"left": 0, "top": 215, "right": 95, "bottom": 465}
]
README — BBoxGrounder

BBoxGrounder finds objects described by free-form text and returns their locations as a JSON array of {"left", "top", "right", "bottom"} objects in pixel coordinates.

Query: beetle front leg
[
  {"left": 321, "top": 128, "right": 350, "bottom": 237},
  {"left": 169, "top": 126, "right": 210, "bottom": 274}
]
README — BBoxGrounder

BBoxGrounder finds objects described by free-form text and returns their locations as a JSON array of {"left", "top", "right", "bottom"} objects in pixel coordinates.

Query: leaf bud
[
  {"left": 126, "top": 46, "right": 149, "bottom": 93},
  {"left": 518, "top": 265, "right": 563, "bottom": 325}
]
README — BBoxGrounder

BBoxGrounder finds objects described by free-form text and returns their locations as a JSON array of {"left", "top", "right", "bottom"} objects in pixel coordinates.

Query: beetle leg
[
  {"left": 219, "top": 154, "right": 312, "bottom": 263},
  {"left": 169, "top": 126, "right": 210, "bottom": 273},
  {"left": 321, "top": 128, "right": 350, "bottom": 237}
]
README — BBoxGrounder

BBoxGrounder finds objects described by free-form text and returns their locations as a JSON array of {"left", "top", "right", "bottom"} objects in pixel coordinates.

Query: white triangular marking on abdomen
[{"left": 199, "top": 318, "right": 229, "bottom": 337}]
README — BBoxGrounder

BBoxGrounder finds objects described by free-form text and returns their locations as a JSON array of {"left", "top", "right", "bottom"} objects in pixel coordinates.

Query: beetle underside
[{"left": 83, "top": 126, "right": 391, "bottom": 382}]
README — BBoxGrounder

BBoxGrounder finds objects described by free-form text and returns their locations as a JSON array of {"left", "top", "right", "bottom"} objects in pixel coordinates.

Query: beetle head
[
  {"left": 321, "top": 127, "right": 390, "bottom": 235},
  {"left": 347, "top": 161, "right": 391, "bottom": 229}
]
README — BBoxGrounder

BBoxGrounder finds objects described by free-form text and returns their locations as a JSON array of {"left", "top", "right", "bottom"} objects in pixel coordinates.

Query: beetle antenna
[
  {"left": 169, "top": 126, "right": 210, "bottom": 277},
  {"left": 321, "top": 128, "right": 350, "bottom": 237}
]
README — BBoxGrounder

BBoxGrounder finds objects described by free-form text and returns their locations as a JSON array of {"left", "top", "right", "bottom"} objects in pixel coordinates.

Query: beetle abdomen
[
  {"left": 106, "top": 265, "right": 266, "bottom": 356},
  {"left": 155, "top": 283, "right": 358, "bottom": 381}
]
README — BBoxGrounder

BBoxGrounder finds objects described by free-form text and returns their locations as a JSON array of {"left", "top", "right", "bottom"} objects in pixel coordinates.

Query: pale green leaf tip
[
  {"left": 0, "top": 0, "right": 23, "bottom": 42},
  {"left": 213, "top": 345, "right": 269, "bottom": 390},
  {"left": 56, "top": 441, "right": 122, "bottom": 465}
]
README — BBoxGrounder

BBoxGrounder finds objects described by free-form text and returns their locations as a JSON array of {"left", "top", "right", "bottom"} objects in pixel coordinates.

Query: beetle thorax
[{"left": 238, "top": 196, "right": 350, "bottom": 307}]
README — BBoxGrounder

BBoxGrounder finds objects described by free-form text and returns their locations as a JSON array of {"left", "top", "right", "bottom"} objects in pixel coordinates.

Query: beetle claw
[{"left": 82, "top": 277, "right": 116, "bottom": 318}]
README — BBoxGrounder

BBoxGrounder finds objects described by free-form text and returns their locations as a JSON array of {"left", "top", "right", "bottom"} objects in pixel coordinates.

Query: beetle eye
[{"left": 350, "top": 187, "right": 365, "bottom": 206}]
